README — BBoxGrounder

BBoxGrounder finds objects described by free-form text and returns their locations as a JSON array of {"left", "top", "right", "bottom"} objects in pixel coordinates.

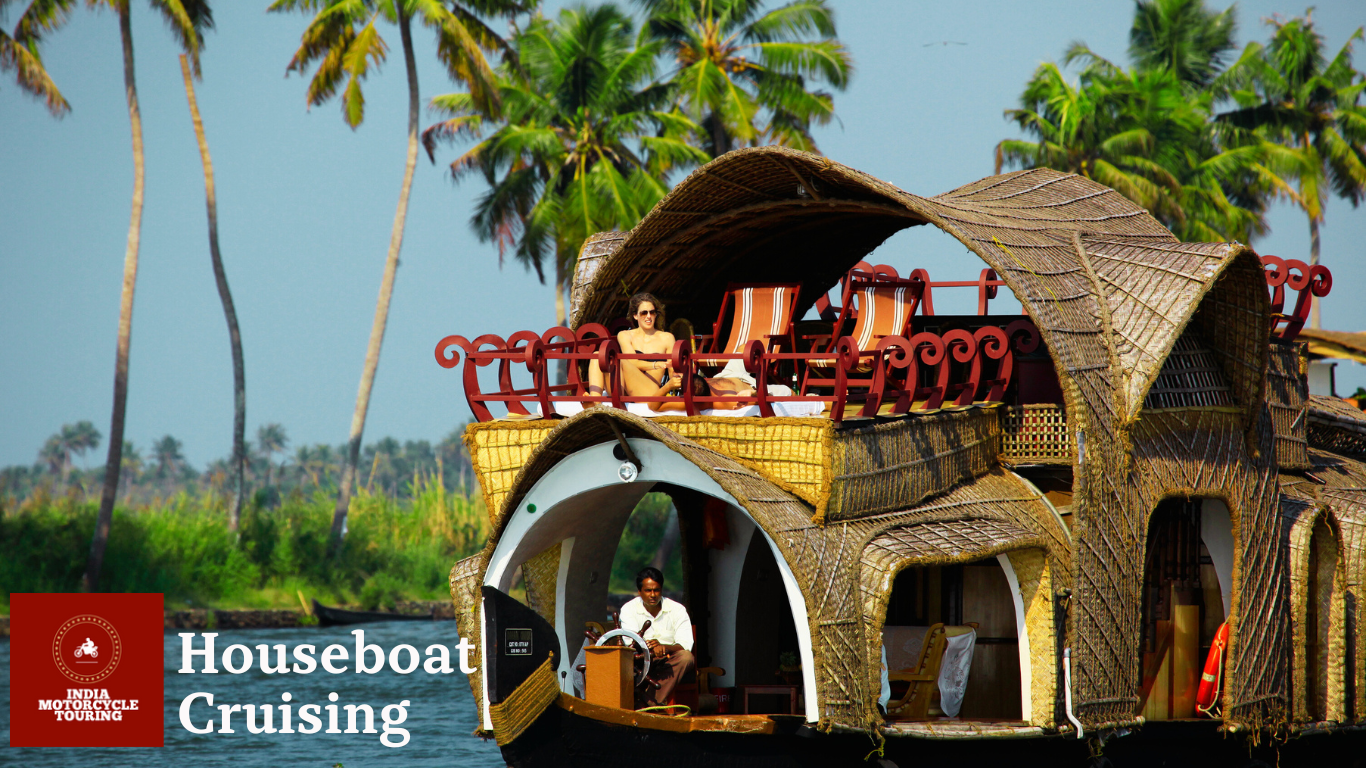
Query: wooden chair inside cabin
[
  {"left": 696, "top": 283, "right": 801, "bottom": 374},
  {"left": 800, "top": 275, "right": 925, "bottom": 398},
  {"left": 882, "top": 622, "right": 979, "bottom": 721}
]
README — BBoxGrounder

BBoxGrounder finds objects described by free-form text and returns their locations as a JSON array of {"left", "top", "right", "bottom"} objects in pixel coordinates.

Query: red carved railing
[
  {"left": 1263, "top": 255, "right": 1331, "bottom": 341},
  {"left": 435, "top": 321, "right": 1040, "bottom": 425}
]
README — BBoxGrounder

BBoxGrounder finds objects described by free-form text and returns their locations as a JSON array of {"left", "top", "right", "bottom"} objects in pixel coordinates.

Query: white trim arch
[{"left": 481, "top": 438, "right": 819, "bottom": 725}]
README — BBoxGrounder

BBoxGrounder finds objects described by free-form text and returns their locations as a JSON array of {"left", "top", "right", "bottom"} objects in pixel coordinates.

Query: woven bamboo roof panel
[
  {"left": 1307, "top": 395, "right": 1366, "bottom": 458},
  {"left": 861, "top": 518, "right": 1038, "bottom": 568},
  {"left": 1082, "top": 237, "right": 1265, "bottom": 421},
  {"left": 1297, "top": 328, "right": 1366, "bottom": 364}
]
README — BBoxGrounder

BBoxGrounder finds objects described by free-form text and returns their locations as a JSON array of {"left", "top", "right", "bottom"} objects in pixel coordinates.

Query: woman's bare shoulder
[{"left": 616, "top": 329, "right": 636, "bottom": 349}]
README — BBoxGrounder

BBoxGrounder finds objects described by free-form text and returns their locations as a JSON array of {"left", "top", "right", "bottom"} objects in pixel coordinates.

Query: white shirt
[{"left": 619, "top": 596, "right": 693, "bottom": 652}]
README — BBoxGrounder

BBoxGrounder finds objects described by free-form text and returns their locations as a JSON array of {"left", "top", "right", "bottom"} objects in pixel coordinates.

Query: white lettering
[
  {"left": 381, "top": 701, "right": 411, "bottom": 748},
  {"left": 179, "top": 692, "right": 215, "bottom": 734},
  {"left": 353, "top": 630, "right": 384, "bottom": 674},
  {"left": 297, "top": 703, "right": 322, "bottom": 734},
  {"left": 257, "top": 644, "right": 289, "bottom": 674},
  {"left": 388, "top": 644, "right": 419, "bottom": 675},
  {"left": 291, "top": 644, "right": 317, "bottom": 674},
  {"left": 179, "top": 632, "right": 219, "bottom": 673},
  {"left": 424, "top": 644, "right": 453, "bottom": 674},
  {"left": 222, "top": 644, "right": 253, "bottom": 674},
  {"left": 321, "top": 644, "right": 348, "bottom": 674}
]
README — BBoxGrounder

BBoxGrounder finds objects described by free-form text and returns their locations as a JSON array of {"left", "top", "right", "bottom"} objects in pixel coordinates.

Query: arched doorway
[
  {"left": 1138, "top": 498, "right": 1234, "bottom": 720},
  {"left": 481, "top": 437, "right": 818, "bottom": 724}
]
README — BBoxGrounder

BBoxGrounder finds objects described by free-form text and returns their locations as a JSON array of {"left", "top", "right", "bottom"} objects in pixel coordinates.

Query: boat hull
[{"left": 498, "top": 707, "right": 1366, "bottom": 768}]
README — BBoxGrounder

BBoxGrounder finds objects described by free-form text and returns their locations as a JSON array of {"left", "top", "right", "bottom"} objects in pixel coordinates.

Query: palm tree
[
  {"left": 4, "top": 0, "right": 211, "bottom": 591},
  {"left": 64, "top": 420, "right": 103, "bottom": 467},
  {"left": 997, "top": 43, "right": 1285, "bottom": 243},
  {"left": 425, "top": 4, "right": 706, "bottom": 327},
  {"left": 177, "top": 52, "right": 246, "bottom": 532},
  {"left": 637, "top": 0, "right": 853, "bottom": 157},
  {"left": 1217, "top": 13, "right": 1366, "bottom": 327},
  {"left": 152, "top": 435, "right": 187, "bottom": 480},
  {"left": 1129, "top": 0, "right": 1237, "bottom": 89},
  {"left": 39, "top": 435, "right": 66, "bottom": 484},
  {"left": 271, "top": 0, "right": 522, "bottom": 551},
  {"left": 256, "top": 423, "right": 288, "bottom": 487}
]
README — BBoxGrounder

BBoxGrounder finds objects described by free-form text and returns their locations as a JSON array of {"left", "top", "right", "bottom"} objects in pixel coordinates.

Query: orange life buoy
[{"left": 1196, "top": 622, "right": 1229, "bottom": 716}]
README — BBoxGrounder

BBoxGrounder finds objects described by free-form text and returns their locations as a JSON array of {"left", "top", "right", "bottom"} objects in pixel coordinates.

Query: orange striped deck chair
[
  {"left": 801, "top": 276, "right": 924, "bottom": 392},
  {"left": 696, "top": 283, "right": 801, "bottom": 368}
]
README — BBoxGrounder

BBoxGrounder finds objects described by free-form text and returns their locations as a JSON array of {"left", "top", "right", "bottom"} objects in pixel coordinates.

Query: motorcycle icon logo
[
  {"left": 73, "top": 637, "right": 99, "bottom": 659},
  {"left": 52, "top": 615, "right": 122, "bottom": 684}
]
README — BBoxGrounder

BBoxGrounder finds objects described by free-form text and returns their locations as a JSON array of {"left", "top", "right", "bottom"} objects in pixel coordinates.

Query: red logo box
[{"left": 9, "top": 593, "right": 164, "bottom": 747}]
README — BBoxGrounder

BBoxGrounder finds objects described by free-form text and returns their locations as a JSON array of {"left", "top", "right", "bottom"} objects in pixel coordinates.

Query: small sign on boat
[{"left": 505, "top": 628, "right": 533, "bottom": 656}]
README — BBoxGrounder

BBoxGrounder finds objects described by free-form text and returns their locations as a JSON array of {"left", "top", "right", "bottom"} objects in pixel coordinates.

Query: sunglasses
[{"left": 636, "top": 309, "right": 659, "bottom": 317}]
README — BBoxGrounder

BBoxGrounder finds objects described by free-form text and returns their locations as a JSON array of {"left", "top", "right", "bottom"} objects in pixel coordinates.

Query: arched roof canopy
[{"left": 573, "top": 146, "right": 1276, "bottom": 433}]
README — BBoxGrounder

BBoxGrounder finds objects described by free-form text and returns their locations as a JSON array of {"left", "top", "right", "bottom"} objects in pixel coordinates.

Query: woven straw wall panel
[
  {"left": 1000, "top": 404, "right": 1073, "bottom": 464},
  {"left": 655, "top": 416, "right": 833, "bottom": 514},
  {"left": 468, "top": 414, "right": 834, "bottom": 526},
  {"left": 1124, "top": 409, "right": 1287, "bottom": 728},
  {"left": 450, "top": 554, "right": 487, "bottom": 722},
  {"left": 465, "top": 421, "right": 557, "bottom": 524},
  {"left": 1266, "top": 341, "right": 1310, "bottom": 470},
  {"left": 1006, "top": 548, "right": 1056, "bottom": 729},
  {"left": 522, "top": 544, "right": 562, "bottom": 628},
  {"left": 827, "top": 409, "right": 1000, "bottom": 522}
]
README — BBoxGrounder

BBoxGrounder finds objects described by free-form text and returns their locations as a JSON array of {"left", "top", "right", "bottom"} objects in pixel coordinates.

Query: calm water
[{"left": 1, "top": 621, "right": 504, "bottom": 767}]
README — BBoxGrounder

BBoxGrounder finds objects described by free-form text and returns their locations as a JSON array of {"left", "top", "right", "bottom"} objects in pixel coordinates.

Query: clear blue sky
[{"left": 2, "top": 0, "right": 1364, "bottom": 470}]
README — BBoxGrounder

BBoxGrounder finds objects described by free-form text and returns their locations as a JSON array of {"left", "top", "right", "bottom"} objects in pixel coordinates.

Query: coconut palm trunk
[
  {"left": 329, "top": 5, "right": 420, "bottom": 551},
  {"left": 85, "top": 5, "right": 143, "bottom": 592},
  {"left": 179, "top": 54, "right": 247, "bottom": 531}
]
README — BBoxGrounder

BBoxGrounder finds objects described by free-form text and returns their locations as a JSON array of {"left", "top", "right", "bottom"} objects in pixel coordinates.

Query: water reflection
[{"left": 1, "top": 621, "right": 503, "bottom": 767}]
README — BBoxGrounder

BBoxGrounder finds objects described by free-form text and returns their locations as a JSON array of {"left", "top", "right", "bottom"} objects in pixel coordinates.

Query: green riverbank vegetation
[{"left": 0, "top": 477, "right": 489, "bottom": 615}]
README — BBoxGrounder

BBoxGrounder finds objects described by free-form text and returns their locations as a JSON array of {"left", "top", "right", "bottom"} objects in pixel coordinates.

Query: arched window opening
[
  {"left": 1139, "top": 499, "right": 1229, "bottom": 720},
  {"left": 881, "top": 559, "right": 1023, "bottom": 721}
]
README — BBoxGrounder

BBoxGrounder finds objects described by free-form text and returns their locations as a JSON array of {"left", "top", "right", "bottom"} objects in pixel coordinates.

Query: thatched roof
[
  {"left": 1308, "top": 395, "right": 1366, "bottom": 458},
  {"left": 1297, "top": 328, "right": 1366, "bottom": 364},
  {"left": 570, "top": 147, "right": 1268, "bottom": 438}
]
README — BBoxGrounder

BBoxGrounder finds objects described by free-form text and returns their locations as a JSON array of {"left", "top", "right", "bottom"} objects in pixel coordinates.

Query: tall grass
[{"left": 0, "top": 477, "right": 489, "bottom": 612}]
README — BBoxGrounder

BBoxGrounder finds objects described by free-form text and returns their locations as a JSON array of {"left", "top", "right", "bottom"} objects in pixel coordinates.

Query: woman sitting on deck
[{"left": 589, "top": 293, "right": 750, "bottom": 412}]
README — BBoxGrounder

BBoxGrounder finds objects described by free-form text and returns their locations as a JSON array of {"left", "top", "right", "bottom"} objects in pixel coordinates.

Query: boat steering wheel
[{"left": 594, "top": 629, "right": 651, "bottom": 686}]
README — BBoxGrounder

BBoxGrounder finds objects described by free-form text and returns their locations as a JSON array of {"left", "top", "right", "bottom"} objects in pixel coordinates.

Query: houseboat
[{"left": 437, "top": 146, "right": 1366, "bottom": 766}]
